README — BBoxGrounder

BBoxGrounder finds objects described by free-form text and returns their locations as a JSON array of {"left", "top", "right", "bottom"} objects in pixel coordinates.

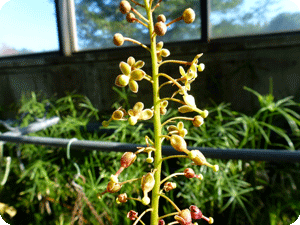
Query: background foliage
[{"left": 0, "top": 87, "right": 300, "bottom": 224}]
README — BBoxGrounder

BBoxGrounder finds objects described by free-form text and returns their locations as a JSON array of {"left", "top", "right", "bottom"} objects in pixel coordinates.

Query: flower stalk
[{"left": 100, "top": 0, "right": 219, "bottom": 224}]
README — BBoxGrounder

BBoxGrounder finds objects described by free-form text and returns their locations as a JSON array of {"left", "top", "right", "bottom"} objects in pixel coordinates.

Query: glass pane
[
  {"left": 210, "top": 0, "right": 300, "bottom": 38},
  {"left": 75, "top": 0, "right": 201, "bottom": 51},
  {"left": 0, "top": 0, "right": 59, "bottom": 57}
]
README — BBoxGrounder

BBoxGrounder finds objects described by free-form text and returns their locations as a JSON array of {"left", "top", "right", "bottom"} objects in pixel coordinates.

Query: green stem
[
  {"left": 159, "top": 97, "right": 186, "bottom": 106},
  {"left": 159, "top": 194, "right": 181, "bottom": 212},
  {"left": 120, "top": 177, "right": 141, "bottom": 185},
  {"left": 144, "top": 1, "right": 161, "bottom": 224},
  {"left": 160, "top": 172, "right": 184, "bottom": 185},
  {"left": 158, "top": 59, "right": 189, "bottom": 67},
  {"left": 159, "top": 211, "right": 179, "bottom": 220},
  {"left": 161, "top": 116, "right": 194, "bottom": 127},
  {"left": 161, "top": 155, "right": 187, "bottom": 162},
  {"left": 133, "top": 208, "right": 153, "bottom": 225}
]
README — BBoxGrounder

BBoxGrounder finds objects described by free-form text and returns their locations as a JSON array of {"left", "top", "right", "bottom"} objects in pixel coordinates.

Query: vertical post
[
  {"left": 200, "top": 0, "right": 211, "bottom": 42},
  {"left": 55, "top": 0, "right": 78, "bottom": 56}
]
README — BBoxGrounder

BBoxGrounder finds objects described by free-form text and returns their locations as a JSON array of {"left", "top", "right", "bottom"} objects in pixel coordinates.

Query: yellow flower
[
  {"left": 115, "top": 57, "right": 146, "bottom": 93},
  {"left": 156, "top": 41, "right": 170, "bottom": 62},
  {"left": 167, "top": 121, "right": 188, "bottom": 137},
  {"left": 128, "top": 102, "right": 153, "bottom": 125}
]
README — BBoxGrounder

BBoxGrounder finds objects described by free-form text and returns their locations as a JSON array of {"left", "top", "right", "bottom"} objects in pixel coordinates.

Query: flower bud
[
  {"left": 201, "top": 109, "right": 209, "bottom": 118},
  {"left": 102, "top": 120, "right": 110, "bottom": 127},
  {"left": 158, "top": 219, "right": 165, "bottom": 225},
  {"left": 170, "top": 135, "right": 188, "bottom": 153},
  {"left": 119, "top": 61, "right": 131, "bottom": 75},
  {"left": 127, "top": 56, "right": 135, "bottom": 66},
  {"left": 183, "top": 94, "right": 196, "bottom": 107},
  {"left": 156, "top": 41, "right": 164, "bottom": 50},
  {"left": 106, "top": 181, "right": 122, "bottom": 193},
  {"left": 141, "top": 172, "right": 155, "bottom": 193},
  {"left": 161, "top": 100, "right": 168, "bottom": 108},
  {"left": 174, "top": 209, "right": 192, "bottom": 225},
  {"left": 134, "top": 60, "right": 145, "bottom": 69},
  {"left": 113, "top": 33, "right": 124, "bottom": 46},
  {"left": 127, "top": 210, "right": 138, "bottom": 220},
  {"left": 182, "top": 8, "right": 195, "bottom": 24},
  {"left": 184, "top": 168, "right": 196, "bottom": 178},
  {"left": 160, "top": 107, "right": 167, "bottom": 115},
  {"left": 178, "top": 105, "right": 194, "bottom": 113},
  {"left": 126, "top": 12, "right": 136, "bottom": 23},
  {"left": 157, "top": 14, "right": 166, "bottom": 23},
  {"left": 213, "top": 165, "right": 219, "bottom": 172},
  {"left": 198, "top": 63, "right": 205, "bottom": 72},
  {"left": 163, "top": 182, "right": 176, "bottom": 192},
  {"left": 146, "top": 157, "right": 154, "bottom": 163},
  {"left": 120, "top": 152, "right": 137, "bottom": 168},
  {"left": 110, "top": 174, "right": 119, "bottom": 183},
  {"left": 115, "top": 74, "right": 129, "bottom": 87},
  {"left": 141, "top": 196, "right": 150, "bottom": 205},
  {"left": 192, "top": 115, "right": 204, "bottom": 127},
  {"left": 116, "top": 193, "right": 128, "bottom": 204},
  {"left": 188, "top": 150, "right": 206, "bottom": 166},
  {"left": 112, "top": 110, "right": 124, "bottom": 120},
  {"left": 141, "top": 109, "right": 154, "bottom": 120},
  {"left": 129, "top": 80, "right": 139, "bottom": 93},
  {"left": 189, "top": 205, "right": 203, "bottom": 220},
  {"left": 154, "top": 21, "right": 167, "bottom": 36},
  {"left": 128, "top": 116, "right": 138, "bottom": 125},
  {"left": 161, "top": 49, "right": 170, "bottom": 57},
  {"left": 131, "top": 69, "right": 145, "bottom": 81},
  {"left": 120, "top": 0, "right": 131, "bottom": 14}
]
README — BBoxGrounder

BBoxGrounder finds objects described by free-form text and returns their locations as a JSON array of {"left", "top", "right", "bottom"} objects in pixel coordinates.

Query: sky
[
  {"left": 0, "top": 0, "right": 59, "bottom": 53},
  {"left": 0, "top": 0, "right": 300, "bottom": 55}
]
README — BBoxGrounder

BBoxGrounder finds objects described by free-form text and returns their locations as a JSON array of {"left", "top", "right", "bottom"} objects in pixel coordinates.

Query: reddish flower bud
[
  {"left": 154, "top": 21, "right": 167, "bottom": 36},
  {"left": 160, "top": 107, "right": 167, "bottom": 115},
  {"left": 157, "top": 14, "right": 166, "bottom": 23},
  {"left": 116, "top": 193, "right": 128, "bottom": 204},
  {"left": 106, "top": 181, "right": 122, "bottom": 193},
  {"left": 174, "top": 209, "right": 192, "bottom": 225},
  {"left": 126, "top": 12, "right": 136, "bottom": 23},
  {"left": 120, "top": 152, "right": 136, "bottom": 168},
  {"left": 127, "top": 210, "right": 138, "bottom": 220},
  {"left": 189, "top": 205, "right": 203, "bottom": 220},
  {"left": 184, "top": 168, "right": 196, "bottom": 178},
  {"left": 163, "top": 182, "right": 177, "bottom": 192},
  {"left": 158, "top": 219, "right": 165, "bottom": 225}
]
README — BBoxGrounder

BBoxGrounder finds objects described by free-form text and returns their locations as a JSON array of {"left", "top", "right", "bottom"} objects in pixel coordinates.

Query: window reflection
[
  {"left": 210, "top": 0, "right": 300, "bottom": 38},
  {"left": 74, "top": 0, "right": 201, "bottom": 51}
]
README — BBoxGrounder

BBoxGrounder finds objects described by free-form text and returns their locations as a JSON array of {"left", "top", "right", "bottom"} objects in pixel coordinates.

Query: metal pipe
[{"left": 0, "top": 135, "right": 299, "bottom": 163}]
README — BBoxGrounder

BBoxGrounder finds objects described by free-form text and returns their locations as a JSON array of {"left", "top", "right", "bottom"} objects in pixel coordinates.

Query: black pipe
[{"left": 0, "top": 135, "right": 299, "bottom": 163}]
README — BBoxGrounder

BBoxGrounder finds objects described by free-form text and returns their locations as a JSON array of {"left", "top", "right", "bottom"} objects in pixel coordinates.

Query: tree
[{"left": 266, "top": 12, "right": 300, "bottom": 33}]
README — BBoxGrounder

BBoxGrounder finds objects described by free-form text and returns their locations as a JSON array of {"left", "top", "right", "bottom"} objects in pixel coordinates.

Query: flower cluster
[{"left": 100, "top": 0, "right": 220, "bottom": 224}]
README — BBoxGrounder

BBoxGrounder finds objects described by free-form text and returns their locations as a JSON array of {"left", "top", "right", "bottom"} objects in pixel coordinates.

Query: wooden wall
[{"left": 1, "top": 33, "right": 300, "bottom": 117}]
